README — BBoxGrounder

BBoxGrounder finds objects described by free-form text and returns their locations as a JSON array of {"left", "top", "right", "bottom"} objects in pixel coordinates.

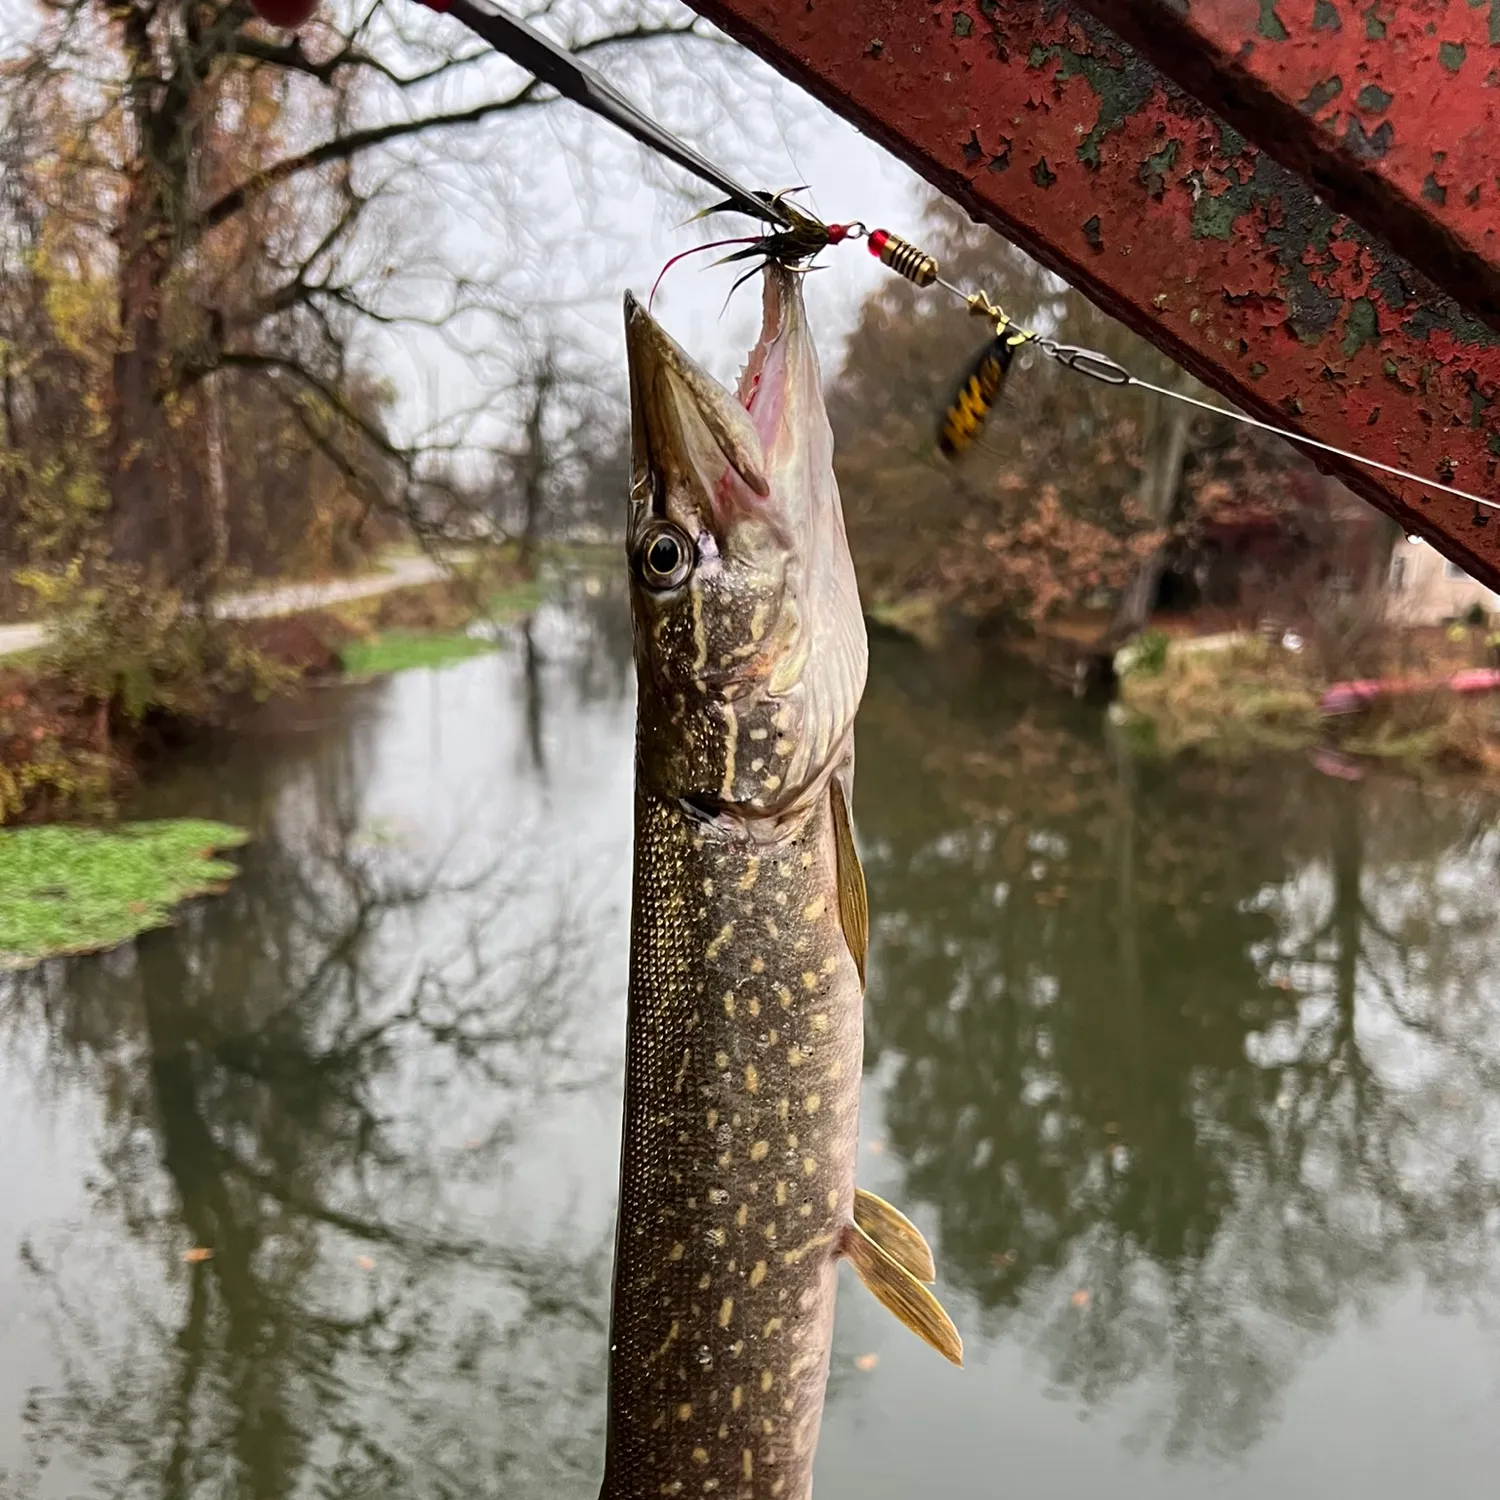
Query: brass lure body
[{"left": 602, "top": 267, "right": 960, "bottom": 1500}]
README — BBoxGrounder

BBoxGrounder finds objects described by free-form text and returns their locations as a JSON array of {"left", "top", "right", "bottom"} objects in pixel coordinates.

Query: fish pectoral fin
[
  {"left": 830, "top": 774, "right": 868, "bottom": 989},
  {"left": 853, "top": 1188, "right": 936, "bottom": 1283},
  {"left": 840, "top": 1222, "right": 963, "bottom": 1367}
]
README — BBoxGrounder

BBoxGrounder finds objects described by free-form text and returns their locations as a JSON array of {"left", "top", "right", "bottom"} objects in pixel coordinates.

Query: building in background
[{"left": 1386, "top": 534, "right": 1500, "bottom": 625}]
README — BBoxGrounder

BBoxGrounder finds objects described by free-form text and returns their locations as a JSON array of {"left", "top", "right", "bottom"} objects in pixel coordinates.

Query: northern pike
[{"left": 601, "top": 265, "right": 961, "bottom": 1500}]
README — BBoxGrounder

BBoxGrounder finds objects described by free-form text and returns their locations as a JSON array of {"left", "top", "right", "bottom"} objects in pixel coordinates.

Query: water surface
[{"left": 3, "top": 583, "right": 1499, "bottom": 1499}]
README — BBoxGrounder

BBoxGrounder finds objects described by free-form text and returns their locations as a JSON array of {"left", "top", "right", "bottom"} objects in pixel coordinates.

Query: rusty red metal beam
[
  {"left": 683, "top": 0, "right": 1500, "bottom": 592},
  {"left": 1074, "top": 1, "right": 1500, "bottom": 334}
]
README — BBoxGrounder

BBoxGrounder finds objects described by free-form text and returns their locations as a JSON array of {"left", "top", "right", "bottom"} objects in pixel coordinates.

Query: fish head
[{"left": 624, "top": 265, "right": 866, "bottom": 821}]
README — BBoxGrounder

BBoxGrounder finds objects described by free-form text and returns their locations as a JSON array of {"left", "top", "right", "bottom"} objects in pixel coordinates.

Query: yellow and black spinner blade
[{"left": 937, "top": 330, "right": 1020, "bottom": 458}]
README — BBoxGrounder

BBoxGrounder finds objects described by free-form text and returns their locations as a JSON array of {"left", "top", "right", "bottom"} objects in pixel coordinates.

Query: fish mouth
[{"left": 624, "top": 267, "right": 813, "bottom": 540}]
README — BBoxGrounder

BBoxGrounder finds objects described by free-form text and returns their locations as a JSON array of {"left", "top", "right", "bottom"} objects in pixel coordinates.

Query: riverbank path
[{"left": 0, "top": 552, "right": 450, "bottom": 661}]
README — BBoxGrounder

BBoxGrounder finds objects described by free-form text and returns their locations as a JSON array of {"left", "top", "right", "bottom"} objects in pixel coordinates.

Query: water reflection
[
  {"left": 855, "top": 635, "right": 1500, "bottom": 1458},
  {"left": 0, "top": 604, "right": 1498, "bottom": 1498},
  {"left": 0, "top": 592, "right": 637, "bottom": 1500}
]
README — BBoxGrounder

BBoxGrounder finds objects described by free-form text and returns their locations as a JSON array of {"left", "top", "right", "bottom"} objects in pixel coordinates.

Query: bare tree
[{"left": 0, "top": 0, "right": 768, "bottom": 597}]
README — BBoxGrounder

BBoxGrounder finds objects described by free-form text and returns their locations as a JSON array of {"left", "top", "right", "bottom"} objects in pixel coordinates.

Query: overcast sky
[
  {"left": 347, "top": 0, "right": 940, "bottom": 453},
  {"left": 0, "top": 0, "right": 941, "bottom": 457}
]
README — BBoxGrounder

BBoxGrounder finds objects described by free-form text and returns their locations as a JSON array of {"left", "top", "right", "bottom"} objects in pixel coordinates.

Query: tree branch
[{"left": 200, "top": 19, "right": 703, "bottom": 233}]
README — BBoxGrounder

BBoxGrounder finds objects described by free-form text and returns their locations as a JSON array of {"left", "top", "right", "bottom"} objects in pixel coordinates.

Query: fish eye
[{"left": 637, "top": 523, "right": 694, "bottom": 591}]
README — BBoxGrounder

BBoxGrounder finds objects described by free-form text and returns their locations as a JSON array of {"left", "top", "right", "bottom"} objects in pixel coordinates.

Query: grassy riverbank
[
  {"left": 0, "top": 548, "right": 565, "bottom": 829},
  {"left": 1118, "top": 630, "right": 1500, "bottom": 777}
]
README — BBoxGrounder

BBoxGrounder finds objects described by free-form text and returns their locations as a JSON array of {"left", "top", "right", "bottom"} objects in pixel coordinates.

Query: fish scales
[
  {"left": 606, "top": 785, "right": 862, "bottom": 1500},
  {"left": 601, "top": 265, "right": 960, "bottom": 1500}
]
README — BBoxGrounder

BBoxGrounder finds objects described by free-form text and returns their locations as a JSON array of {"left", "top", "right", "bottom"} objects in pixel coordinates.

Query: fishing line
[
  {"left": 918, "top": 260, "right": 1500, "bottom": 518},
  {"left": 1121, "top": 377, "right": 1500, "bottom": 517},
  {"left": 414, "top": 0, "right": 1498, "bottom": 520}
]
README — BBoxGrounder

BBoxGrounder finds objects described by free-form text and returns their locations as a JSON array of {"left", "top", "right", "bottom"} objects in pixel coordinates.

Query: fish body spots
[
  {"left": 617, "top": 791, "right": 864, "bottom": 1491},
  {"left": 692, "top": 1447, "right": 709, "bottom": 1464},
  {"left": 678, "top": 1404, "right": 694, "bottom": 1422}
]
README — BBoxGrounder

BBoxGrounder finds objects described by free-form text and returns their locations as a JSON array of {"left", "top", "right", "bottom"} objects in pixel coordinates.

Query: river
[{"left": 3, "top": 576, "right": 1499, "bottom": 1499}]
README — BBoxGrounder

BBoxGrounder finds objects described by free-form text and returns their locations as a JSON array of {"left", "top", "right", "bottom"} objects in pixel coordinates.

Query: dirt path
[{"left": 0, "top": 553, "right": 449, "bottom": 661}]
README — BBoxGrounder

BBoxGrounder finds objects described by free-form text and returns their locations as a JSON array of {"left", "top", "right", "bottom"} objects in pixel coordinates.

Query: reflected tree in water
[
  {"left": 854, "top": 636, "right": 1500, "bottom": 1457},
  {"left": 2, "top": 776, "right": 613, "bottom": 1499}
]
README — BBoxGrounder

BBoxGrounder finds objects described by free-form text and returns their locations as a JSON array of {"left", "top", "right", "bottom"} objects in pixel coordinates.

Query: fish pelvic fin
[
  {"left": 840, "top": 1222, "right": 963, "bottom": 1367},
  {"left": 853, "top": 1188, "right": 936, "bottom": 1283},
  {"left": 830, "top": 773, "right": 868, "bottom": 989}
]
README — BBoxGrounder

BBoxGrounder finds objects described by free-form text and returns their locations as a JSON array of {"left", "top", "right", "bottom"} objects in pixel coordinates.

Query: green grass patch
[
  {"left": 339, "top": 628, "right": 497, "bottom": 678},
  {"left": 0, "top": 820, "right": 249, "bottom": 968},
  {"left": 486, "top": 577, "right": 547, "bottom": 622}
]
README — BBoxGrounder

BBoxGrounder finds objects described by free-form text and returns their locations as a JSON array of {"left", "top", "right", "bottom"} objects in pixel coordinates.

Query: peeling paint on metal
[
  {"left": 1072, "top": 0, "right": 1500, "bottom": 333},
  {"left": 681, "top": 0, "right": 1500, "bottom": 588}
]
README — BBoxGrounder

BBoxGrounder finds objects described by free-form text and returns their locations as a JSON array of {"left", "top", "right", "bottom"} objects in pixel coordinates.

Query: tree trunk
[
  {"left": 107, "top": 172, "right": 173, "bottom": 575},
  {"left": 1113, "top": 395, "right": 1193, "bottom": 639},
  {"left": 1076, "top": 391, "right": 1193, "bottom": 700}
]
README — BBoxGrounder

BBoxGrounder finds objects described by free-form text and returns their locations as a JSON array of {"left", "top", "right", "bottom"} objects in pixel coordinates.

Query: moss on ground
[
  {"left": 0, "top": 819, "right": 248, "bottom": 967},
  {"left": 339, "top": 628, "right": 497, "bottom": 678},
  {"left": 487, "top": 577, "right": 547, "bottom": 621}
]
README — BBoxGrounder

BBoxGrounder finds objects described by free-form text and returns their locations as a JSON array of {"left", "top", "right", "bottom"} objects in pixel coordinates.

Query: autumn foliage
[{"left": 827, "top": 194, "right": 1319, "bottom": 633}]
